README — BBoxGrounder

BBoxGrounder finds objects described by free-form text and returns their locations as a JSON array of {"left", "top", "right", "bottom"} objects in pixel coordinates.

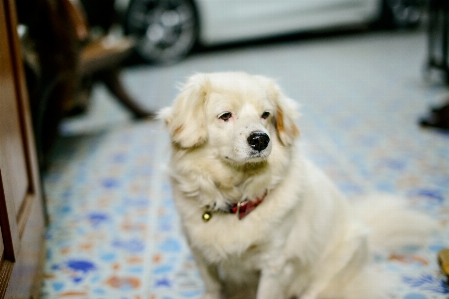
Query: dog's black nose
[{"left": 247, "top": 132, "right": 270, "bottom": 152}]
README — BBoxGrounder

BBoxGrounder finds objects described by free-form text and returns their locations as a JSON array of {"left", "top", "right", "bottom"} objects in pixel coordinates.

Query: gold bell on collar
[{"left": 202, "top": 211, "right": 212, "bottom": 222}]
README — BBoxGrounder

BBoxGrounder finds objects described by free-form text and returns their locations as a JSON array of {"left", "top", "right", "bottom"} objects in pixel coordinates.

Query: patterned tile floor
[{"left": 41, "top": 29, "right": 449, "bottom": 298}]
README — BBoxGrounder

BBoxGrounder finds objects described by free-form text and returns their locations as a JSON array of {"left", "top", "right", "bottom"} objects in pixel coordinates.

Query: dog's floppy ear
[
  {"left": 257, "top": 76, "right": 300, "bottom": 146},
  {"left": 159, "top": 74, "right": 210, "bottom": 148},
  {"left": 275, "top": 94, "right": 300, "bottom": 146}
]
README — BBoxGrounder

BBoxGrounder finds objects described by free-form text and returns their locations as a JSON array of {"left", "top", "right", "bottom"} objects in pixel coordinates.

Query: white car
[{"left": 119, "top": 0, "right": 423, "bottom": 64}]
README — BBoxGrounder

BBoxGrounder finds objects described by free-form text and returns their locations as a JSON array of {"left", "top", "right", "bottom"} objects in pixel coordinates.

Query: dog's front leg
[
  {"left": 192, "top": 250, "right": 222, "bottom": 299},
  {"left": 257, "top": 269, "right": 285, "bottom": 299},
  {"left": 257, "top": 258, "right": 294, "bottom": 299}
]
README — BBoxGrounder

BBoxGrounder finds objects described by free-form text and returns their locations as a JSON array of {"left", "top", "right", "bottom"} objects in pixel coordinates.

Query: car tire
[
  {"left": 378, "top": 0, "right": 424, "bottom": 29},
  {"left": 124, "top": 0, "right": 198, "bottom": 64}
]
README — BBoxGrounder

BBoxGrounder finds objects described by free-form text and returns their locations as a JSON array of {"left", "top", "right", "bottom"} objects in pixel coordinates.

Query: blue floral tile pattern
[{"left": 41, "top": 116, "right": 449, "bottom": 299}]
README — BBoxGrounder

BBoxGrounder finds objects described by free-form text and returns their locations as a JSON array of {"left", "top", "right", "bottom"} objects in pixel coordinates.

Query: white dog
[{"left": 160, "top": 72, "right": 436, "bottom": 299}]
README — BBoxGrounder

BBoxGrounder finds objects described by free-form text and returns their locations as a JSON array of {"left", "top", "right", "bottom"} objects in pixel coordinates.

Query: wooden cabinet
[{"left": 0, "top": 0, "right": 46, "bottom": 298}]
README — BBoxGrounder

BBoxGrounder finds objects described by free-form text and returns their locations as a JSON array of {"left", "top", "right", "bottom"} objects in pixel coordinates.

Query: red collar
[
  {"left": 229, "top": 190, "right": 267, "bottom": 220},
  {"left": 202, "top": 191, "right": 268, "bottom": 222}
]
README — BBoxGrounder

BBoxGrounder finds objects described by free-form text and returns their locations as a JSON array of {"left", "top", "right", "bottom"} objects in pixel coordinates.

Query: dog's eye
[
  {"left": 261, "top": 111, "right": 270, "bottom": 119},
  {"left": 218, "top": 112, "right": 232, "bottom": 121}
]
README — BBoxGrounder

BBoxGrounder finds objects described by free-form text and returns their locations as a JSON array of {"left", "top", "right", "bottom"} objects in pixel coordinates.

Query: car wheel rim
[{"left": 127, "top": 0, "right": 197, "bottom": 63}]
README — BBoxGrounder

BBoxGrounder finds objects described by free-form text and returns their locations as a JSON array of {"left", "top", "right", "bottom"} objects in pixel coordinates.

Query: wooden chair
[
  {"left": 62, "top": 0, "right": 154, "bottom": 119},
  {"left": 18, "top": 0, "right": 154, "bottom": 168}
]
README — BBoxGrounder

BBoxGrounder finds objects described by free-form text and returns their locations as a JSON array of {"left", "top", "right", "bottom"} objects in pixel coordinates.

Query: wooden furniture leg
[{"left": 97, "top": 68, "right": 155, "bottom": 119}]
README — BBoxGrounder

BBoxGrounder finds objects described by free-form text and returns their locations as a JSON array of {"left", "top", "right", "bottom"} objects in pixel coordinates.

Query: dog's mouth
[
  {"left": 224, "top": 149, "right": 270, "bottom": 165},
  {"left": 247, "top": 150, "right": 269, "bottom": 161},
  {"left": 225, "top": 150, "right": 271, "bottom": 166}
]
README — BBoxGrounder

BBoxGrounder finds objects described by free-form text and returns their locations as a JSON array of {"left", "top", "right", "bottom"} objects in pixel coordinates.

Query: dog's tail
[
  {"left": 326, "top": 194, "right": 440, "bottom": 299},
  {"left": 352, "top": 194, "right": 439, "bottom": 254}
]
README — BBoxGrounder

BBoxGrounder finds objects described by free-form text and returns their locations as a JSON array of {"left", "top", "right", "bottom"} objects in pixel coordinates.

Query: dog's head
[{"left": 160, "top": 72, "right": 299, "bottom": 164}]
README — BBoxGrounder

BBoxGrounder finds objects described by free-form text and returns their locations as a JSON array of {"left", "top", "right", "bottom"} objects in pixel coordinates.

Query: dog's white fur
[{"left": 160, "top": 72, "right": 437, "bottom": 299}]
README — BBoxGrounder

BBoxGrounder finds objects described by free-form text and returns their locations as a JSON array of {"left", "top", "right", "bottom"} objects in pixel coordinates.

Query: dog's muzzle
[{"left": 247, "top": 132, "right": 270, "bottom": 152}]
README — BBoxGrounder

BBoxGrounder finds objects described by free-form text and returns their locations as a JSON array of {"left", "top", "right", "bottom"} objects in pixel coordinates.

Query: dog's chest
[
  {"left": 186, "top": 205, "right": 290, "bottom": 267},
  {"left": 216, "top": 237, "right": 269, "bottom": 274},
  {"left": 220, "top": 243, "right": 266, "bottom": 272}
]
